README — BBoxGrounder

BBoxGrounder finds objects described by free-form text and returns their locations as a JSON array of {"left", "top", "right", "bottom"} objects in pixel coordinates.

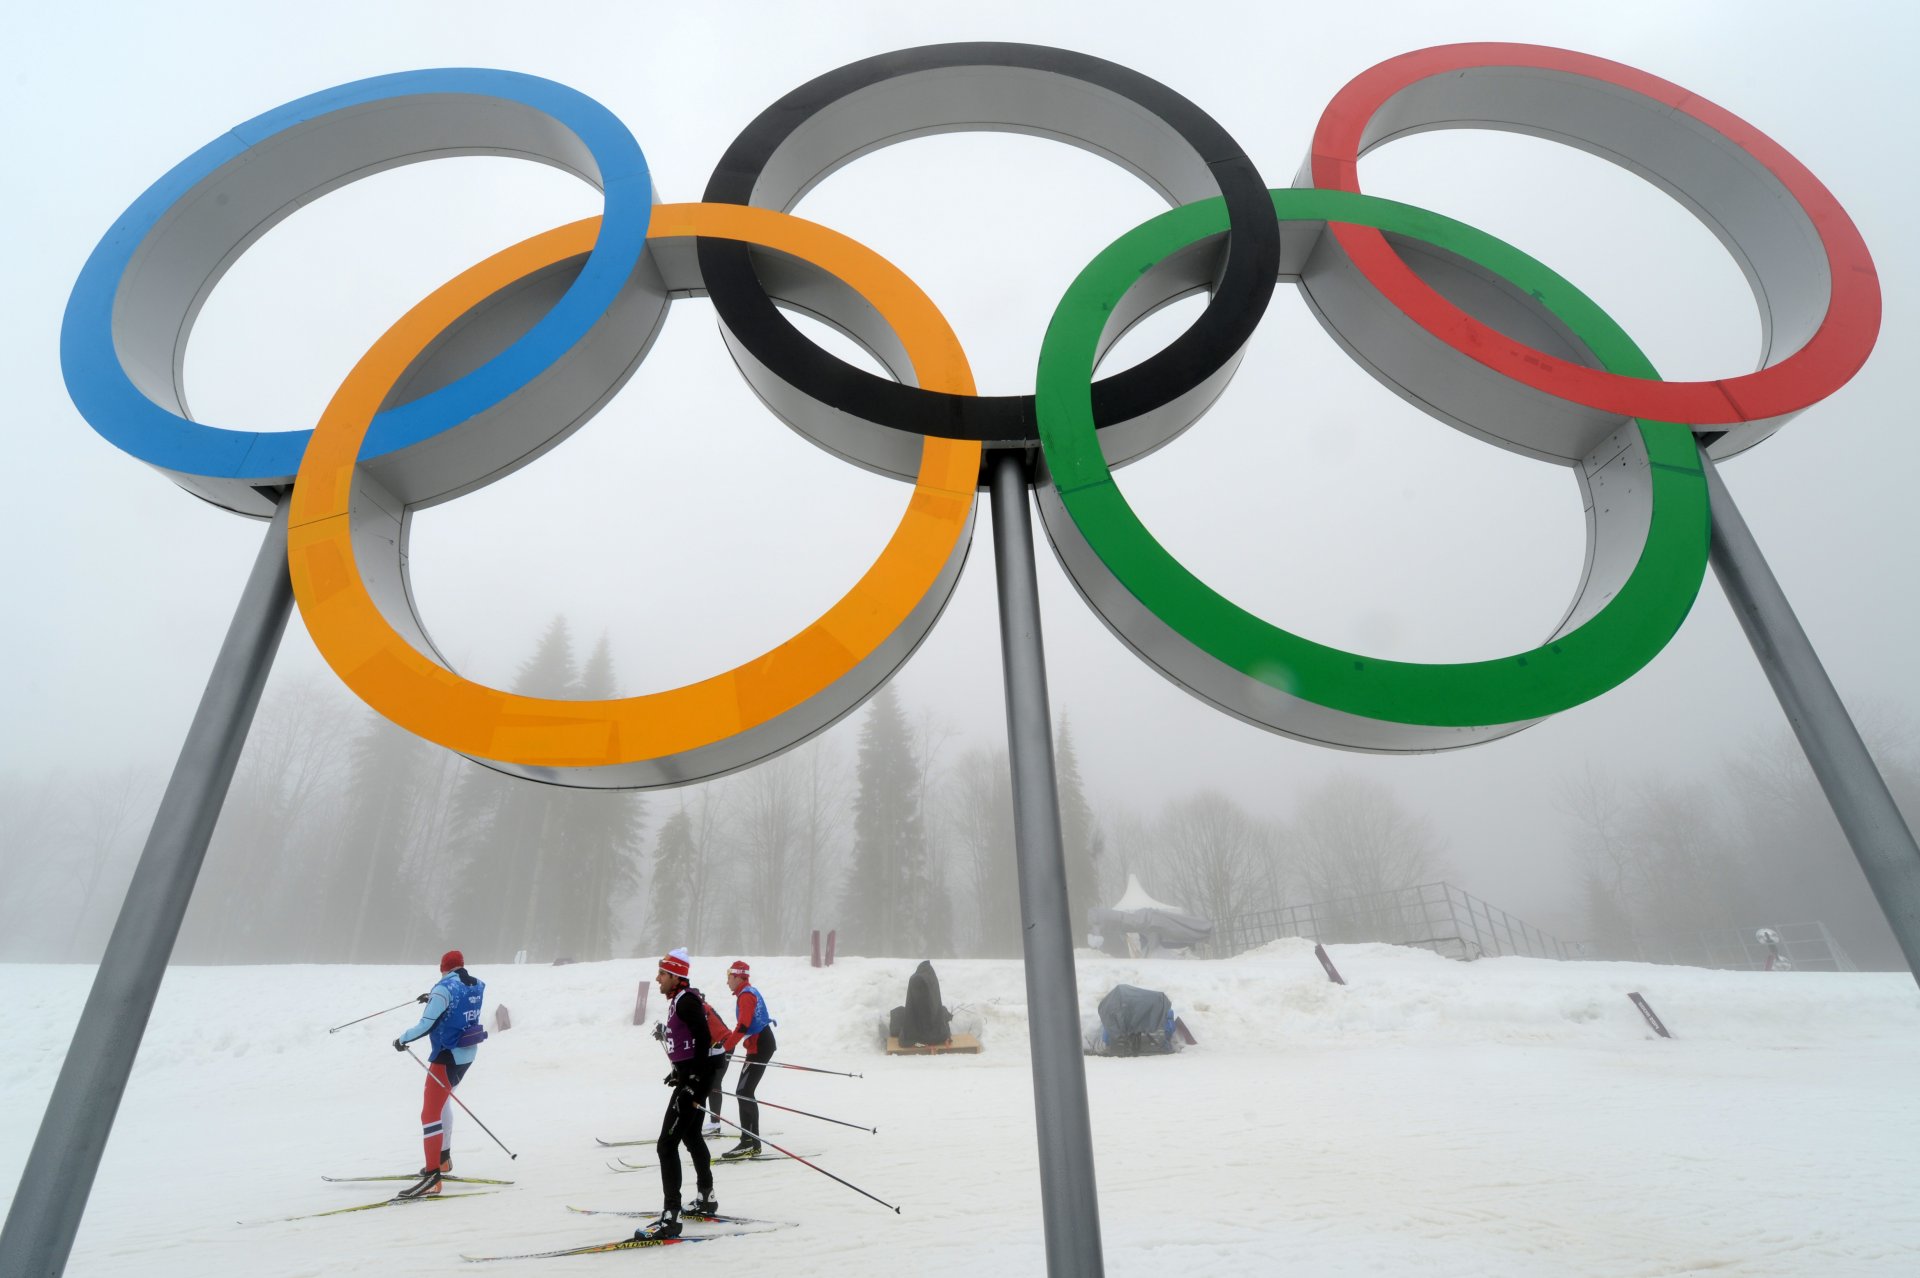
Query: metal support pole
[
  {"left": 1701, "top": 447, "right": 1920, "bottom": 982},
  {"left": 1, "top": 500, "right": 295, "bottom": 1276},
  {"left": 987, "top": 451, "right": 1105, "bottom": 1278}
]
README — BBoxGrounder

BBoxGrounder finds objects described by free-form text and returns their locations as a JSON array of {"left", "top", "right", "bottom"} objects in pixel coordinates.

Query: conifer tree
[
  {"left": 440, "top": 751, "right": 514, "bottom": 956},
  {"left": 557, "top": 634, "right": 647, "bottom": 958},
  {"left": 328, "top": 710, "right": 434, "bottom": 961},
  {"left": 446, "top": 616, "right": 579, "bottom": 959},
  {"left": 840, "top": 686, "right": 929, "bottom": 955},
  {"left": 642, "top": 801, "right": 697, "bottom": 956}
]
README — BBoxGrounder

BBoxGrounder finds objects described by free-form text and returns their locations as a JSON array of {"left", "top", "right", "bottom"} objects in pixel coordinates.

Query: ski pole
[
  {"left": 760, "top": 1060, "right": 863, "bottom": 1079},
  {"left": 326, "top": 998, "right": 420, "bottom": 1034},
  {"left": 697, "top": 1104, "right": 899, "bottom": 1213},
  {"left": 719, "top": 1090, "right": 876, "bottom": 1135},
  {"left": 403, "top": 1047, "right": 518, "bottom": 1160}
]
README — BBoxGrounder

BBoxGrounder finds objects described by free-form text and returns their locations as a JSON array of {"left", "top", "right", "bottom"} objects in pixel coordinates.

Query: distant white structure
[{"left": 1090, "top": 876, "right": 1214, "bottom": 957}]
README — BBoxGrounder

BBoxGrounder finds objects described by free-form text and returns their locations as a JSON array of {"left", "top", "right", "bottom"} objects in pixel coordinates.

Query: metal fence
[
  {"left": 1219, "top": 882, "right": 1567, "bottom": 961},
  {"left": 1618, "top": 921, "right": 1857, "bottom": 972}
]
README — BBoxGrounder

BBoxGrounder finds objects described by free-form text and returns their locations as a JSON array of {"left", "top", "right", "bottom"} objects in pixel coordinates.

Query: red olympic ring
[{"left": 1307, "top": 42, "right": 1880, "bottom": 428}]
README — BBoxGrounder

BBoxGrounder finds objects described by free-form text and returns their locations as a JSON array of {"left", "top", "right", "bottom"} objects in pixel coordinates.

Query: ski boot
[
  {"left": 719, "top": 1138, "right": 762, "bottom": 1161},
  {"left": 438, "top": 1152, "right": 453, "bottom": 1174},
  {"left": 635, "top": 1209, "right": 682, "bottom": 1241},
  {"left": 396, "top": 1168, "right": 443, "bottom": 1199},
  {"left": 700, "top": 1121, "right": 723, "bottom": 1138},
  {"left": 685, "top": 1190, "right": 719, "bottom": 1219}
]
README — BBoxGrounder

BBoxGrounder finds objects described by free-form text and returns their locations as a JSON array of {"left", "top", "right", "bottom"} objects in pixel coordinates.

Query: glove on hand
[
  {"left": 416, "top": 993, "right": 431, "bottom": 1004},
  {"left": 650, "top": 1022, "right": 666, "bottom": 1042},
  {"left": 393, "top": 1038, "right": 408, "bottom": 1052}
]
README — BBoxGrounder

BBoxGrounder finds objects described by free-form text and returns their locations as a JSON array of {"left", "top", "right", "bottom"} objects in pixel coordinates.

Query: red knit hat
[
  {"left": 440, "top": 950, "right": 464, "bottom": 973},
  {"left": 728, "top": 960, "right": 750, "bottom": 978},
  {"left": 659, "top": 948, "right": 691, "bottom": 980}
]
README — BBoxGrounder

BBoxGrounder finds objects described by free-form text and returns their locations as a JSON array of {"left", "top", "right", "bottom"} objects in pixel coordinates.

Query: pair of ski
[
  {"left": 246, "top": 1174, "right": 515, "bottom": 1224},
  {"left": 462, "top": 1206, "right": 794, "bottom": 1262},
  {"left": 594, "top": 1134, "right": 775, "bottom": 1148},
  {"left": 607, "top": 1152, "right": 804, "bottom": 1173}
]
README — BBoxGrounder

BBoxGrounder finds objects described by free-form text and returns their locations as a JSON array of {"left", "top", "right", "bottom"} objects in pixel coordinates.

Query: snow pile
[{"left": 3, "top": 946, "right": 1917, "bottom": 1275}]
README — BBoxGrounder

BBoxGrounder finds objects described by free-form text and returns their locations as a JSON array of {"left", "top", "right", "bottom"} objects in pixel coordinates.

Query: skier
[
  {"left": 700, "top": 996, "right": 731, "bottom": 1139},
  {"left": 717, "top": 959, "right": 777, "bottom": 1160},
  {"left": 639, "top": 947, "right": 717, "bottom": 1241},
  {"left": 390, "top": 949, "right": 486, "bottom": 1198}
]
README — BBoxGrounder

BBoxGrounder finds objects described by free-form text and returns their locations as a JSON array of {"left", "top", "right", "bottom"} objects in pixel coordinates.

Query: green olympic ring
[{"left": 1034, "top": 189, "right": 1709, "bottom": 750}]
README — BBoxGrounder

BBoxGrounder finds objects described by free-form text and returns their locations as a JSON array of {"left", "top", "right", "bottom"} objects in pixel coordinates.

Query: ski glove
[
  {"left": 650, "top": 1022, "right": 666, "bottom": 1042},
  {"left": 416, "top": 993, "right": 431, "bottom": 1004},
  {"left": 393, "top": 1037, "right": 409, "bottom": 1052}
]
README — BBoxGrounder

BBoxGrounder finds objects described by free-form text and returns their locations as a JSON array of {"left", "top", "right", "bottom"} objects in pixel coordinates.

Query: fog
[{"left": 3, "top": 0, "right": 1916, "bottom": 966}]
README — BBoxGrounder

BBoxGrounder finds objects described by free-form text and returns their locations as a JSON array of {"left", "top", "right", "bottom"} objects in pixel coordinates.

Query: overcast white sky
[{"left": 4, "top": 0, "right": 1915, "bottom": 933}]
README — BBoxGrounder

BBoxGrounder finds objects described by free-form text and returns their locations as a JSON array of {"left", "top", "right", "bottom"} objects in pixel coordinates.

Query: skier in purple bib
[{"left": 640, "top": 947, "right": 716, "bottom": 1240}]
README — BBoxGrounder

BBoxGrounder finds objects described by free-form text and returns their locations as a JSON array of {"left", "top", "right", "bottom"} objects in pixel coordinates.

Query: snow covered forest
[{"left": 1, "top": 614, "right": 1915, "bottom": 968}]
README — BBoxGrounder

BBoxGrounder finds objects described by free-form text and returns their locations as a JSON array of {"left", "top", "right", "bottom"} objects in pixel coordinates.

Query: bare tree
[
  {"left": 1102, "top": 806, "right": 1156, "bottom": 897},
  {"left": 735, "top": 752, "right": 803, "bottom": 952},
  {"left": 399, "top": 743, "right": 467, "bottom": 961},
  {"left": 63, "top": 765, "right": 157, "bottom": 959},
  {"left": 795, "top": 737, "right": 850, "bottom": 945},
  {"left": 182, "top": 675, "right": 353, "bottom": 961},
  {"left": 1294, "top": 774, "right": 1442, "bottom": 942},
  {"left": 1296, "top": 774, "right": 1442, "bottom": 899},
  {"left": 684, "top": 782, "right": 729, "bottom": 953},
  {"left": 1556, "top": 765, "right": 1644, "bottom": 957},
  {"left": 1156, "top": 790, "right": 1282, "bottom": 935},
  {"left": 1621, "top": 780, "right": 1743, "bottom": 938},
  {"left": 0, "top": 770, "right": 69, "bottom": 954}
]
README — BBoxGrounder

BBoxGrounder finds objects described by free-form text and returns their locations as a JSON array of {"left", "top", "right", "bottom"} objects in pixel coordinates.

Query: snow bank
[{"left": 3, "top": 945, "right": 1916, "bottom": 1275}]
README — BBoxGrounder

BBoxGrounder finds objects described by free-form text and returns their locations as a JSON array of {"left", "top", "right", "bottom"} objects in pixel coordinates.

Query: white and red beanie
[
  {"left": 659, "top": 948, "right": 691, "bottom": 981},
  {"left": 728, "top": 960, "right": 750, "bottom": 979}
]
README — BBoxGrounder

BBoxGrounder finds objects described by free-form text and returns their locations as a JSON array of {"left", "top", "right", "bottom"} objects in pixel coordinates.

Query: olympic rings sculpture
[{"left": 63, "top": 43, "right": 1880, "bottom": 785}]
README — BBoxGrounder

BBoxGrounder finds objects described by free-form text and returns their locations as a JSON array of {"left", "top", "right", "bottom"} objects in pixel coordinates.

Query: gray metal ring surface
[
  {"left": 339, "top": 230, "right": 975, "bottom": 789},
  {"left": 69, "top": 70, "right": 655, "bottom": 517},
  {"left": 700, "top": 42, "right": 1280, "bottom": 483},
  {"left": 1295, "top": 45, "right": 1874, "bottom": 461},
  {"left": 1036, "top": 217, "right": 1658, "bottom": 752}
]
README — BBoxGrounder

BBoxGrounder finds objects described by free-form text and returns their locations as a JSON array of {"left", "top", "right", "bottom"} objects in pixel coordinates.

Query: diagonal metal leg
[
  {"left": 0, "top": 500, "right": 295, "bottom": 1276},
  {"left": 1701, "top": 447, "right": 1920, "bottom": 982},
  {"left": 987, "top": 451, "right": 1106, "bottom": 1277}
]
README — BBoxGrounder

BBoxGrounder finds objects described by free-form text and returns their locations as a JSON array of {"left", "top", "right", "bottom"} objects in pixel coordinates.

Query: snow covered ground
[{"left": 4, "top": 942, "right": 1917, "bottom": 1276}]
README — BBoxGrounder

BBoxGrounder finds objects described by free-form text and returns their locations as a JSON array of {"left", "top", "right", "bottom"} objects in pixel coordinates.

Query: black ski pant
[
  {"left": 735, "top": 1027, "right": 776, "bottom": 1141},
  {"left": 656, "top": 1079, "right": 712, "bottom": 1211},
  {"left": 705, "top": 1051, "right": 726, "bottom": 1125}
]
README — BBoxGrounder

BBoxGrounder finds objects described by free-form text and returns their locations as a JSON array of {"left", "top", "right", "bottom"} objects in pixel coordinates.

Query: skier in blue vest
[
  {"left": 717, "top": 959, "right": 777, "bottom": 1160},
  {"left": 639, "top": 947, "right": 717, "bottom": 1240},
  {"left": 390, "top": 949, "right": 486, "bottom": 1198}
]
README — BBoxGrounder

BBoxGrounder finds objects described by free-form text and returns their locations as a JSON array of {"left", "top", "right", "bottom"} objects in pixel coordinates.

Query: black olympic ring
[{"left": 699, "top": 41, "right": 1280, "bottom": 473}]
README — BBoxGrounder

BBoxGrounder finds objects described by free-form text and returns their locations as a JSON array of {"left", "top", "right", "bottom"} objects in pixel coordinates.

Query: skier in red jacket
[{"left": 717, "top": 960, "right": 777, "bottom": 1160}]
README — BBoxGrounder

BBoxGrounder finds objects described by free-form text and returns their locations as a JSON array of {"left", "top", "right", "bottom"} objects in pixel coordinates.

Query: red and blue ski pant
[{"left": 421, "top": 1051, "right": 470, "bottom": 1169}]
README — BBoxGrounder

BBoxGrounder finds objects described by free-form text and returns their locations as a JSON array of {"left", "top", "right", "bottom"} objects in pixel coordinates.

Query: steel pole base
[
  {"left": 0, "top": 503, "right": 294, "bottom": 1277},
  {"left": 988, "top": 452, "right": 1106, "bottom": 1277},
  {"left": 1702, "top": 448, "right": 1920, "bottom": 981}
]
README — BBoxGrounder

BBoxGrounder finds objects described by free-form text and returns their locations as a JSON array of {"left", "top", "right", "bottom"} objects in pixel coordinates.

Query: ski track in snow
[{"left": 3, "top": 941, "right": 1917, "bottom": 1276}]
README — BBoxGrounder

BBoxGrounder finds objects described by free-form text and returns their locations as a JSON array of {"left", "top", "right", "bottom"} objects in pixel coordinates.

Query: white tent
[{"left": 1089, "top": 876, "right": 1214, "bottom": 954}]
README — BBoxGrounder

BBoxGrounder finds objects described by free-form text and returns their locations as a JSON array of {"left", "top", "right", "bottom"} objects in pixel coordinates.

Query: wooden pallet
[{"left": 885, "top": 1033, "right": 983, "bottom": 1056}]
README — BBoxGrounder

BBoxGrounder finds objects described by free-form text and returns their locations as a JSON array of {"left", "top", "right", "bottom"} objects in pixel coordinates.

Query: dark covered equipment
[
  {"left": 887, "top": 960, "right": 954, "bottom": 1048},
  {"left": 1085, "top": 984, "right": 1192, "bottom": 1057}
]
